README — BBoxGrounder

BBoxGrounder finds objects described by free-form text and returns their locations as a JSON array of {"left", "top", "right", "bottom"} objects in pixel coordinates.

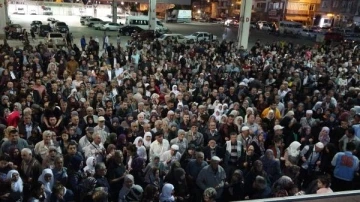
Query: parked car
[
  {"left": 133, "top": 30, "right": 163, "bottom": 41},
  {"left": 38, "top": 25, "right": 52, "bottom": 37},
  {"left": 184, "top": 32, "right": 217, "bottom": 43},
  {"left": 301, "top": 28, "right": 318, "bottom": 38},
  {"left": 16, "top": 8, "right": 25, "bottom": 15},
  {"left": 54, "top": 22, "right": 69, "bottom": 33},
  {"left": 80, "top": 16, "right": 93, "bottom": 25},
  {"left": 100, "top": 22, "right": 122, "bottom": 31},
  {"left": 119, "top": 25, "right": 143, "bottom": 36},
  {"left": 30, "top": 21, "right": 42, "bottom": 31},
  {"left": 47, "top": 17, "right": 56, "bottom": 22},
  {"left": 158, "top": 34, "right": 187, "bottom": 43},
  {"left": 85, "top": 18, "right": 103, "bottom": 27},
  {"left": 46, "top": 32, "right": 67, "bottom": 47},
  {"left": 261, "top": 23, "right": 273, "bottom": 31},
  {"left": 93, "top": 21, "right": 108, "bottom": 30}
]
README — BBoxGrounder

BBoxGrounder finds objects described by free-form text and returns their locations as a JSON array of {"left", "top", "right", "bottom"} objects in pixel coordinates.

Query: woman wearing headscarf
[
  {"left": 116, "top": 134, "right": 127, "bottom": 151},
  {"left": 225, "top": 169, "right": 245, "bottom": 201},
  {"left": 143, "top": 132, "right": 152, "bottom": 150},
  {"left": 38, "top": 168, "right": 55, "bottom": 197},
  {"left": 5, "top": 170, "right": 23, "bottom": 202},
  {"left": 134, "top": 137, "right": 148, "bottom": 161},
  {"left": 234, "top": 116, "right": 244, "bottom": 132},
  {"left": 84, "top": 156, "right": 96, "bottom": 177},
  {"left": 282, "top": 141, "right": 301, "bottom": 169},
  {"left": 127, "top": 144, "right": 146, "bottom": 187},
  {"left": 144, "top": 156, "right": 166, "bottom": 183},
  {"left": 163, "top": 161, "right": 181, "bottom": 185},
  {"left": 118, "top": 174, "right": 135, "bottom": 202},
  {"left": 79, "top": 177, "right": 97, "bottom": 202},
  {"left": 211, "top": 109, "right": 222, "bottom": 122},
  {"left": 244, "top": 160, "right": 269, "bottom": 198},
  {"left": 319, "top": 143, "right": 337, "bottom": 175},
  {"left": 280, "top": 116, "right": 300, "bottom": 149},
  {"left": 159, "top": 183, "right": 175, "bottom": 202},
  {"left": 8, "top": 146, "right": 21, "bottom": 169},
  {"left": 171, "top": 85, "right": 179, "bottom": 96},
  {"left": 239, "top": 145, "right": 260, "bottom": 175},
  {"left": 318, "top": 126, "right": 330, "bottom": 146},
  {"left": 67, "top": 155, "right": 84, "bottom": 199},
  {"left": 251, "top": 131, "right": 266, "bottom": 156},
  {"left": 172, "top": 168, "right": 189, "bottom": 201},
  {"left": 260, "top": 149, "right": 282, "bottom": 185}
]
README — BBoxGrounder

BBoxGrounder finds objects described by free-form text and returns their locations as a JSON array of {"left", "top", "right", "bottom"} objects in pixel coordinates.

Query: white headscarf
[
  {"left": 83, "top": 156, "right": 96, "bottom": 175},
  {"left": 143, "top": 132, "right": 152, "bottom": 148},
  {"left": 38, "top": 169, "right": 54, "bottom": 194},
  {"left": 160, "top": 183, "right": 175, "bottom": 202},
  {"left": 133, "top": 137, "right": 144, "bottom": 147},
  {"left": 7, "top": 170, "right": 23, "bottom": 192},
  {"left": 287, "top": 141, "right": 301, "bottom": 157},
  {"left": 212, "top": 109, "right": 222, "bottom": 121},
  {"left": 171, "top": 85, "right": 179, "bottom": 96}
]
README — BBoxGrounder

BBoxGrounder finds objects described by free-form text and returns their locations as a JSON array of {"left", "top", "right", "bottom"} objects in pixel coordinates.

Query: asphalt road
[{"left": 6, "top": 14, "right": 315, "bottom": 48}]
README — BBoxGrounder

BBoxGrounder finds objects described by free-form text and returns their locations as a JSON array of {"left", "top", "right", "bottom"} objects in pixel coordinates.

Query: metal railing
[{"left": 241, "top": 190, "right": 360, "bottom": 202}]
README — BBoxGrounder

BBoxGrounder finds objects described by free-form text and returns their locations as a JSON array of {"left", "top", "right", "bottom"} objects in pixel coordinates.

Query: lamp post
[
  {"left": 93, "top": 1, "right": 99, "bottom": 17},
  {"left": 237, "top": 0, "right": 252, "bottom": 49},
  {"left": 148, "top": 0, "right": 156, "bottom": 31},
  {"left": 112, "top": 0, "right": 117, "bottom": 23}
]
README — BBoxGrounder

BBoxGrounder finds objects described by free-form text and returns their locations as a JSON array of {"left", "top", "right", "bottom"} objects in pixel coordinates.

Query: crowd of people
[{"left": 0, "top": 31, "right": 359, "bottom": 202}]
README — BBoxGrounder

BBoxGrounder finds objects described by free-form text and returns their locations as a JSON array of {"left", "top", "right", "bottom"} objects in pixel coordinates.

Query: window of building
[
  {"left": 309, "top": 4, "right": 315, "bottom": 11},
  {"left": 321, "top": 1, "right": 328, "bottom": 8},
  {"left": 332, "top": 0, "right": 338, "bottom": 8}
]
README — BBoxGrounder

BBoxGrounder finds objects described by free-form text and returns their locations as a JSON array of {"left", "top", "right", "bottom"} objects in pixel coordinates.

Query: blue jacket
[{"left": 332, "top": 151, "right": 359, "bottom": 181}]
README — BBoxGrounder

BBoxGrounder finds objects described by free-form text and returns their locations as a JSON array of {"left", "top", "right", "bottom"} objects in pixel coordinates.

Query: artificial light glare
[{"left": 197, "top": 9, "right": 201, "bottom": 14}]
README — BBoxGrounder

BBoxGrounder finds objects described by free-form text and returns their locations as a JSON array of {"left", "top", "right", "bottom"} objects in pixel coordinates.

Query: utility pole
[
  {"left": 0, "top": 0, "right": 6, "bottom": 40},
  {"left": 237, "top": 0, "right": 252, "bottom": 49},
  {"left": 148, "top": 0, "right": 156, "bottom": 31},
  {"left": 112, "top": 0, "right": 117, "bottom": 23}
]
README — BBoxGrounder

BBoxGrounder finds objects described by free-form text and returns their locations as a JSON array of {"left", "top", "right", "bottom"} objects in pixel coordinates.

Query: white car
[
  {"left": 80, "top": 16, "right": 93, "bottom": 25},
  {"left": 93, "top": 21, "right": 108, "bottom": 30},
  {"left": 301, "top": 28, "right": 318, "bottom": 38},
  {"left": 100, "top": 22, "right": 122, "bottom": 31},
  {"left": 85, "top": 18, "right": 103, "bottom": 27},
  {"left": 184, "top": 32, "right": 217, "bottom": 43},
  {"left": 46, "top": 32, "right": 66, "bottom": 47},
  {"left": 158, "top": 34, "right": 187, "bottom": 43},
  {"left": 261, "top": 23, "right": 273, "bottom": 31}
]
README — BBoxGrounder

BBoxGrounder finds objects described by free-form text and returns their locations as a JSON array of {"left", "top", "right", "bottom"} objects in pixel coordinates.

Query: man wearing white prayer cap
[
  {"left": 197, "top": 155, "right": 226, "bottom": 199},
  {"left": 160, "top": 144, "right": 181, "bottom": 168},
  {"left": 299, "top": 141, "right": 324, "bottom": 188}
]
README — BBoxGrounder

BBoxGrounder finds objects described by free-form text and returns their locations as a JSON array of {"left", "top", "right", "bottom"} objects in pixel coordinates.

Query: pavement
[{"left": 2, "top": 14, "right": 317, "bottom": 49}]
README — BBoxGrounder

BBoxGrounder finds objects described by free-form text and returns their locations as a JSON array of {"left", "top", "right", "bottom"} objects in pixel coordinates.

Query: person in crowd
[
  {"left": 331, "top": 142, "right": 359, "bottom": 191},
  {"left": 203, "top": 187, "right": 217, "bottom": 202},
  {"left": 299, "top": 142, "right": 324, "bottom": 189},
  {"left": 2, "top": 31, "right": 360, "bottom": 202},
  {"left": 159, "top": 183, "right": 175, "bottom": 202},
  {"left": 196, "top": 156, "right": 226, "bottom": 200},
  {"left": 316, "top": 175, "right": 333, "bottom": 194}
]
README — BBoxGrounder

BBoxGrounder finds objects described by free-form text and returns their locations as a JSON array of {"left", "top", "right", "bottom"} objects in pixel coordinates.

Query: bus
[
  {"left": 278, "top": 21, "right": 303, "bottom": 35},
  {"left": 125, "top": 15, "right": 167, "bottom": 31}
]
